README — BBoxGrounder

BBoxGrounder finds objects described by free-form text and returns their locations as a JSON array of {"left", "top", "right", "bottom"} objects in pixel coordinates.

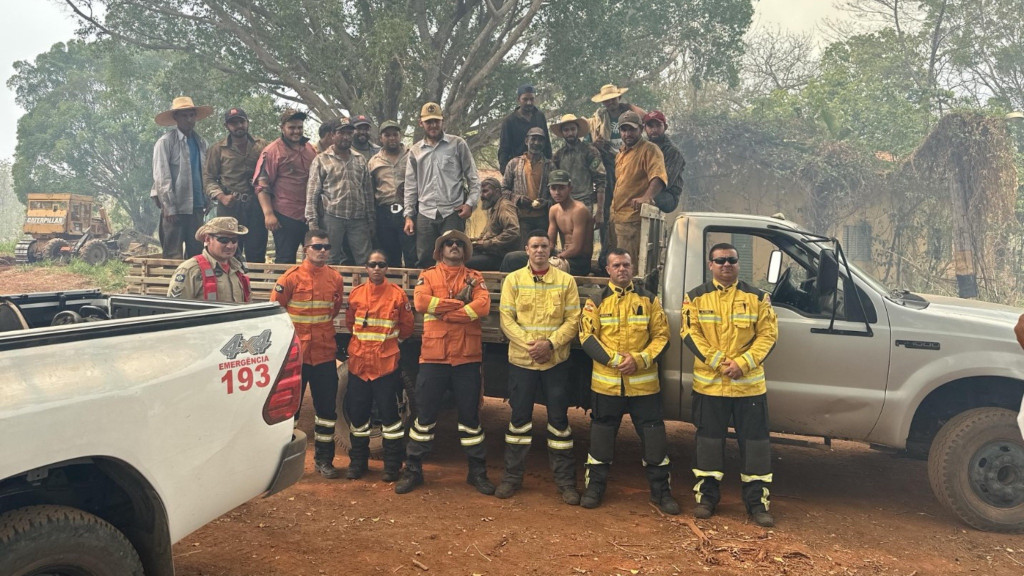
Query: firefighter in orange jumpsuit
[
  {"left": 344, "top": 249, "right": 415, "bottom": 481},
  {"left": 394, "top": 230, "right": 496, "bottom": 495},
  {"left": 271, "top": 229, "right": 345, "bottom": 478}
]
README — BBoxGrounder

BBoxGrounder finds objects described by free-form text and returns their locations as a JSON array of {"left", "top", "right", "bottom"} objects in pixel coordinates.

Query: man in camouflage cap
[{"left": 167, "top": 217, "right": 252, "bottom": 303}]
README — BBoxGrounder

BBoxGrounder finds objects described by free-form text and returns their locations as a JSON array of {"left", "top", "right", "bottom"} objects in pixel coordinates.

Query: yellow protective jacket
[
  {"left": 579, "top": 282, "right": 668, "bottom": 396},
  {"left": 499, "top": 265, "right": 581, "bottom": 370},
  {"left": 682, "top": 279, "right": 779, "bottom": 397}
]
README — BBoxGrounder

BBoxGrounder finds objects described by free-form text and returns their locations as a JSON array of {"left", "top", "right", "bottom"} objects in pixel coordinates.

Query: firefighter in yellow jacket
[
  {"left": 578, "top": 248, "right": 680, "bottom": 514},
  {"left": 496, "top": 230, "right": 581, "bottom": 504},
  {"left": 682, "top": 242, "right": 778, "bottom": 527}
]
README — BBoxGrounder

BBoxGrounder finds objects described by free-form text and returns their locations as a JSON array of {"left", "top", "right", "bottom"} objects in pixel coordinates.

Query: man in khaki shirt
[
  {"left": 368, "top": 120, "right": 416, "bottom": 267},
  {"left": 611, "top": 111, "right": 666, "bottom": 266},
  {"left": 167, "top": 217, "right": 251, "bottom": 303},
  {"left": 204, "top": 107, "right": 268, "bottom": 262}
]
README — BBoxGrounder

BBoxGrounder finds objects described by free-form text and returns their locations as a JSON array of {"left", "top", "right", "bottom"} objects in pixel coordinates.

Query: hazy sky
[{"left": 0, "top": 0, "right": 843, "bottom": 161}]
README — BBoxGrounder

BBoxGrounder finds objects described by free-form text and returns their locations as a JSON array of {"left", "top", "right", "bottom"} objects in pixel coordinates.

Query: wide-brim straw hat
[
  {"left": 156, "top": 96, "right": 215, "bottom": 127},
  {"left": 195, "top": 216, "right": 249, "bottom": 241},
  {"left": 432, "top": 229, "right": 473, "bottom": 262},
  {"left": 550, "top": 114, "right": 590, "bottom": 138},
  {"left": 591, "top": 84, "right": 629, "bottom": 103}
]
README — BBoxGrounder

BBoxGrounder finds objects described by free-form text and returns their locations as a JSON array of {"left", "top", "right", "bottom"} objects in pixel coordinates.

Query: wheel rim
[{"left": 969, "top": 440, "right": 1024, "bottom": 508}]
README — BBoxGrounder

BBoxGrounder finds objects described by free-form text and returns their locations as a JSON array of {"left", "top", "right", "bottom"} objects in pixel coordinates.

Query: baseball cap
[
  {"left": 351, "top": 114, "right": 372, "bottom": 128},
  {"left": 279, "top": 108, "right": 307, "bottom": 124},
  {"left": 643, "top": 110, "right": 668, "bottom": 126},
  {"left": 618, "top": 110, "right": 641, "bottom": 128},
  {"left": 420, "top": 102, "right": 443, "bottom": 121},
  {"left": 224, "top": 107, "right": 248, "bottom": 123},
  {"left": 526, "top": 127, "right": 546, "bottom": 139},
  {"left": 379, "top": 120, "right": 401, "bottom": 132},
  {"left": 335, "top": 117, "right": 354, "bottom": 131},
  {"left": 549, "top": 170, "right": 572, "bottom": 186},
  {"left": 517, "top": 84, "right": 535, "bottom": 96}
]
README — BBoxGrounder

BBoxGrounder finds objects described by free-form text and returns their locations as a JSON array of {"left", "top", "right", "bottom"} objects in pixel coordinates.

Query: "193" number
[{"left": 222, "top": 364, "right": 271, "bottom": 394}]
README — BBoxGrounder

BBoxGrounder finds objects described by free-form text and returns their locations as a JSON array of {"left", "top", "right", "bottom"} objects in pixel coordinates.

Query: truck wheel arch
[{"left": 0, "top": 457, "right": 173, "bottom": 576}]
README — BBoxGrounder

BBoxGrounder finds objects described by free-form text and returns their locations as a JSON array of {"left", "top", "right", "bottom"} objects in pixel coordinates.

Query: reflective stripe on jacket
[
  {"left": 579, "top": 282, "right": 668, "bottom": 396},
  {"left": 682, "top": 279, "right": 778, "bottom": 397},
  {"left": 345, "top": 280, "right": 415, "bottom": 381},
  {"left": 414, "top": 263, "right": 490, "bottom": 366},
  {"left": 271, "top": 260, "right": 345, "bottom": 366},
  {"left": 499, "top": 266, "right": 581, "bottom": 370}
]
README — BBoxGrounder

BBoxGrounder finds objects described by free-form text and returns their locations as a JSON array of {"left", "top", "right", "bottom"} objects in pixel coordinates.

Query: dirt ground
[{"left": 5, "top": 264, "right": 1024, "bottom": 576}]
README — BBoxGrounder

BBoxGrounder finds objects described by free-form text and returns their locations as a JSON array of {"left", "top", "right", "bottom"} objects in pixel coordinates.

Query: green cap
[
  {"left": 549, "top": 170, "right": 572, "bottom": 186},
  {"left": 379, "top": 120, "right": 401, "bottom": 133}
]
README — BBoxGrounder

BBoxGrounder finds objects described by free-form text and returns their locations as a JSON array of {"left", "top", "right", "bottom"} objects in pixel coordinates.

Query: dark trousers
[
  {"left": 216, "top": 197, "right": 268, "bottom": 263},
  {"left": 345, "top": 370, "right": 405, "bottom": 473},
  {"left": 415, "top": 212, "right": 465, "bottom": 268},
  {"left": 465, "top": 252, "right": 506, "bottom": 271},
  {"left": 499, "top": 251, "right": 528, "bottom": 273},
  {"left": 272, "top": 212, "right": 308, "bottom": 264},
  {"left": 405, "top": 362, "right": 487, "bottom": 472},
  {"left": 517, "top": 214, "right": 548, "bottom": 248},
  {"left": 299, "top": 361, "right": 339, "bottom": 463},
  {"left": 586, "top": 392, "right": 671, "bottom": 494},
  {"left": 502, "top": 362, "right": 575, "bottom": 487},
  {"left": 324, "top": 213, "right": 372, "bottom": 265},
  {"left": 376, "top": 204, "right": 417, "bottom": 267},
  {"left": 159, "top": 212, "right": 204, "bottom": 259},
  {"left": 691, "top": 391, "right": 772, "bottom": 513}
]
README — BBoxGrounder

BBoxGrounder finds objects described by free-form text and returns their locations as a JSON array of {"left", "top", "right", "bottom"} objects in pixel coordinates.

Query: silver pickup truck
[
  {"left": 0, "top": 290, "right": 307, "bottom": 576},
  {"left": 648, "top": 211, "right": 1024, "bottom": 532}
]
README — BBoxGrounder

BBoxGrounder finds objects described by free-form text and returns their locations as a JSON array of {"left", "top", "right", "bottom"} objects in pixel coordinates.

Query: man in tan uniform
[{"left": 167, "top": 217, "right": 251, "bottom": 303}]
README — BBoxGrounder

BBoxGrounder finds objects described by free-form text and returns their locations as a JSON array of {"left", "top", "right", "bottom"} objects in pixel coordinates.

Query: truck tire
[
  {"left": 42, "top": 238, "right": 69, "bottom": 262},
  {"left": 0, "top": 505, "right": 144, "bottom": 576},
  {"left": 79, "top": 239, "right": 110, "bottom": 266},
  {"left": 335, "top": 362, "right": 412, "bottom": 460},
  {"left": 927, "top": 407, "right": 1024, "bottom": 532}
]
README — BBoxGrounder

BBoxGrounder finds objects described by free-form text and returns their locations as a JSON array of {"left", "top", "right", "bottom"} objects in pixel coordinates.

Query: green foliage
[
  {"left": 8, "top": 39, "right": 277, "bottom": 235},
  {"left": 25, "top": 258, "right": 130, "bottom": 292}
]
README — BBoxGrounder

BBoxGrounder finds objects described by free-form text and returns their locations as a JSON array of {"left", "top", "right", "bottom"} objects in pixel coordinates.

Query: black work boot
[
  {"left": 750, "top": 507, "right": 775, "bottom": 528},
  {"left": 496, "top": 443, "right": 529, "bottom": 499},
  {"left": 549, "top": 450, "right": 579, "bottom": 506},
  {"left": 314, "top": 460, "right": 341, "bottom": 479},
  {"left": 646, "top": 464, "right": 680, "bottom": 515},
  {"left": 347, "top": 433, "right": 370, "bottom": 480},
  {"left": 346, "top": 461, "right": 367, "bottom": 480},
  {"left": 581, "top": 463, "right": 609, "bottom": 509},
  {"left": 382, "top": 437, "right": 404, "bottom": 483},
  {"left": 467, "top": 458, "right": 496, "bottom": 495},
  {"left": 394, "top": 460, "right": 423, "bottom": 494},
  {"left": 694, "top": 501, "right": 716, "bottom": 519}
]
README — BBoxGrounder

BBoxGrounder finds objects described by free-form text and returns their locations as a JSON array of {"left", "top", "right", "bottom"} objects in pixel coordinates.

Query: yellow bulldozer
[{"left": 14, "top": 193, "right": 158, "bottom": 265}]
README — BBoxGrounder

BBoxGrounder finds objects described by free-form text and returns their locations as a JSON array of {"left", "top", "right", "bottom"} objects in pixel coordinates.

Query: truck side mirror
[
  {"left": 818, "top": 248, "right": 839, "bottom": 298},
  {"left": 767, "top": 250, "right": 783, "bottom": 284}
]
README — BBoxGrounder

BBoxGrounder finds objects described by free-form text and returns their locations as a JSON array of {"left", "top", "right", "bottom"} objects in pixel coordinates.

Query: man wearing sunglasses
[
  {"left": 682, "top": 243, "right": 779, "bottom": 527},
  {"left": 167, "top": 216, "right": 251, "bottom": 302},
  {"left": 271, "top": 230, "right": 346, "bottom": 479},
  {"left": 395, "top": 230, "right": 495, "bottom": 496},
  {"left": 343, "top": 251, "right": 415, "bottom": 482}
]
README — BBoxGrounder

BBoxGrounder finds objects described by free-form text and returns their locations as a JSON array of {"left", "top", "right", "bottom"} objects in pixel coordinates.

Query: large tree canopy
[
  {"left": 8, "top": 39, "right": 277, "bottom": 234},
  {"left": 60, "top": 0, "right": 754, "bottom": 153}
]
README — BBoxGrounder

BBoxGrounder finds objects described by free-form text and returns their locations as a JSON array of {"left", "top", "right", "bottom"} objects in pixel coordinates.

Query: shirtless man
[{"left": 548, "top": 170, "right": 594, "bottom": 276}]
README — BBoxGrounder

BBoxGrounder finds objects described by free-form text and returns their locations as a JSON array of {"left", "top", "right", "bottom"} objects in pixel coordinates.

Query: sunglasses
[
  {"left": 308, "top": 243, "right": 332, "bottom": 251},
  {"left": 443, "top": 239, "right": 465, "bottom": 248},
  {"left": 711, "top": 257, "right": 739, "bottom": 265},
  {"left": 214, "top": 236, "right": 239, "bottom": 245},
  {"left": 366, "top": 261, "right": 388, "bottom": 269}
]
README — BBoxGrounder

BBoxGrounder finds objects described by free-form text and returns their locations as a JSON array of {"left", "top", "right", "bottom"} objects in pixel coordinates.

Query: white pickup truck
[
  {"left": 0, "top": 289, "right": 307, "bottom": 576},
  {"left": 646, "top": 211, "right": 1024, "bottom": 532}
]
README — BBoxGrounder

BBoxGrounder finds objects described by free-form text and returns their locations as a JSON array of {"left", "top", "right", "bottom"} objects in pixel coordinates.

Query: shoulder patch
[
  {"left": 274, "top": 284, "right": 284, "bottom": 293},
  {"left": 174, "top": 273, "right": 185, "bottom": 282},
  {"left": 584, "top": 300, "right": 596, "bottom": 313},
  {"left": 416, "top": 277, "right": 424, "bottom": 286}
]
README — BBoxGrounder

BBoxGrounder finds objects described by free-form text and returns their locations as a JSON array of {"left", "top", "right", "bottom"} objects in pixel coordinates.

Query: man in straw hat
[
  {"left": 551, "top": 114, "right": 606, "bottom": 225},
  {"left": 167, "top": 216, "right": 251, "bottom": 303},
  {"left": 394, "top": 229, "right": 496, "bottom": 496},
  {"left": 403, "top": 102, "right": 480, "bottom": 268},
  {"left": 152, "top": 96, "right": 214, "bottom": 259},
  {"left": 498, "top": 84, "right": 551, "bottom": 173},
  {"left": 204, "top": 106, "right": 269, "bottom": 263},
  {"left": 254, "top": 109, "right": 318, "bottom": 264}
]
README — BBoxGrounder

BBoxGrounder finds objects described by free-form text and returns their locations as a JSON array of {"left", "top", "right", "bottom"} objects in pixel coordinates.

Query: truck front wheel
[
  {"left": 0, "top": 505, "right": 144, "bottom": 576},
  {"left": 928, "top": 407, "right": 1024, "bottom": 532}
]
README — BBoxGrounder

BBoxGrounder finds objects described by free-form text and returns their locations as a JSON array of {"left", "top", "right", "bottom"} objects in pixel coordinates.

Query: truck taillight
[{"left": 263, "top": 334, "right": 302, "bottom": 425}]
